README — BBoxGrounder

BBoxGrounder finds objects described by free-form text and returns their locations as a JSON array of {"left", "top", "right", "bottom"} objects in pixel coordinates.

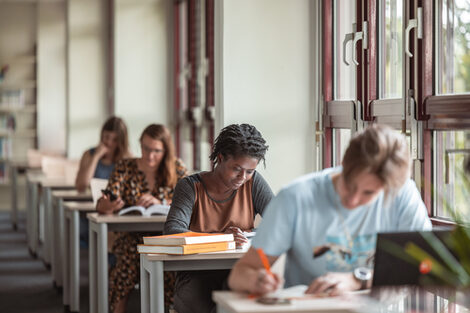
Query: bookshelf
[{"left": 0, "top": 54, "right": 37, "bottom": 184}]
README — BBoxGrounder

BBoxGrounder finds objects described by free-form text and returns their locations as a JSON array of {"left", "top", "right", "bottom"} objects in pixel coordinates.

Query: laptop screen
[{"left": 372, "top": 229, "right": 452, "bottom": 287}]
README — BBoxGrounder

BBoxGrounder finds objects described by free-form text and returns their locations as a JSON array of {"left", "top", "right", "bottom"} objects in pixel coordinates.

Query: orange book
[
  {"left": 143, "top": 231, "right": 234, "bottom": 246},
  {"left": 137, "top": 241, "right": 236, "bottom": 255}
]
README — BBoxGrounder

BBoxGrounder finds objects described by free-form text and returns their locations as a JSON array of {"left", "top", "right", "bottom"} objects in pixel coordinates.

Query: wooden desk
[
  {"left": 25, "top": 170, "right": 45, "bottom": 256},
  {"left": 9, "top": 161, "right": 40, "bottom": 231},
  {"left": 140, "top": 249, "right": 246, "bottom": 313},
  {"left": 51, "top": 189, "right": 92, "bottom": 289},
  {"left": 63, "top": 201, "right": 95, "bottom": 312},
  {"left": 87, "top": 213, "right": 167, "bottom": 313},
  {"left": 39, "top": 178, "right": 75, "bottom": 267}
]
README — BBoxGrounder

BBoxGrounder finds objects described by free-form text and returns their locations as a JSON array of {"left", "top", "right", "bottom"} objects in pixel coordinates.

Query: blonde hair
[{"left": 342, "top": 124, "right": 410, "bottom": 195}]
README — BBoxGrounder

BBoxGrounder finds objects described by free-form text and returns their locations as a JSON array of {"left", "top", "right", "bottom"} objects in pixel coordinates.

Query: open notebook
[{"left": 90, "top": 178, "right": 108, "bottom": 206}]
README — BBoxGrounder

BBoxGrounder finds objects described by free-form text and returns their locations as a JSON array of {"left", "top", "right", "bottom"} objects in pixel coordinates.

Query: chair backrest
[
  {"left": 27, "top": 149, "right": 43, "bottom": 168},
  {"left": 64, "top": 159, "right": 79, "bottom": 184},
  {"left": 41, "top": 156, "right": 68, "bottom": 179},
  {"left": 28, "top": 149, "right": 63, "bottom": 168},
  {"left": 90, "top": 178, "right": 108, "bottom": 206}
]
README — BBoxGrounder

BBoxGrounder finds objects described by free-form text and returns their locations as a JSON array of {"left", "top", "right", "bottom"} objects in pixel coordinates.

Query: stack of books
[{"left": 138, "top": 232, "right": 236, "bottom": 255}]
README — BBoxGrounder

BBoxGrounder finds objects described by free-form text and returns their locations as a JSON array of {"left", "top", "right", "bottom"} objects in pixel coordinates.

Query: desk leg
[
  {"left": 10, "top": 167, "right": 18, "bottom": 231},
  {"left": 89, "top": 221, "right": 97, "bottom": 313},
  {"left": 97, "top": 223, "right": 108, "bottom": 313},
  {"left": 150, "top": 260, "right": 164, "bottom": 313},
  {"left": 26, "top": 179, "right": 30, "bottom": 246},
  {"left": 140, "top": 254, "right": 150, "bottom": 313},
  {"left": 57, "top": 198, "right": 64, "bottom": 287},
  {"left": 62, "top": 203, "right": 70, "bottom": 307},
  {"left": 27, "top": 180, "right": 38, "bottom": 255},
  {"left": 70, "top": 211, "right": 80, "bottom": 312},
  {"left": 43, "top": 187, "right": 52, "bottom": 265},
  {"left": 52, "top": 197, "right": 64, "bottom": 287}
]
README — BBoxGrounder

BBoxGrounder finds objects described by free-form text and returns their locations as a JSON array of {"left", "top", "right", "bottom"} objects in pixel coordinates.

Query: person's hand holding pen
[
  {"left": 224, "top": 226, "right": 248, "bottom": 248},
  {"left": 250, "top": 248, "right": 283, "bottom": 294}
]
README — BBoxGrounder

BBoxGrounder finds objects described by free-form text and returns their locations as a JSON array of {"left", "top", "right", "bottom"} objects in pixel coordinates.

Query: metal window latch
[
  {"left": 178, "top": 64, "right": 191, "bottom": 89},
  {"left": 352, "top": 21, "right": 368, "bottom": 66},
  {"left": 405, "top": 7, "right": 423, "bottom": 58}
]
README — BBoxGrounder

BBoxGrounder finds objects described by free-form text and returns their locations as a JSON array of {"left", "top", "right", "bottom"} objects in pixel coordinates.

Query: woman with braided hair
[{"left": 164, "top": 123, "right": 274, "bottom": 313}]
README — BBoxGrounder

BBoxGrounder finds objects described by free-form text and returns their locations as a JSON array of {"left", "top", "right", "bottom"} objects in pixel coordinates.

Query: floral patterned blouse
[{"left": 105, "top": 158, "right": 188, "bottom": 208}]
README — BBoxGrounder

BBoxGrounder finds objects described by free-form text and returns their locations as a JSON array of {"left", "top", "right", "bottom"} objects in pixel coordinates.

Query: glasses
[{"left": 141, "top": 144, "right": 165, "bottom": 154}]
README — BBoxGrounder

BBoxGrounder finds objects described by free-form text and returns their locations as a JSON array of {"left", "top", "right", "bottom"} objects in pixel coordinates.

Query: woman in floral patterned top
[{"left": 97, "top": 124, "right": 188, "bottom": 313}]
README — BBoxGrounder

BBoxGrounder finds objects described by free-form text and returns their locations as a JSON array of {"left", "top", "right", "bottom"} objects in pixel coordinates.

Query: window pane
[
  {"left": 380, "top": 0, "right": 403, "bottom": 98},
  {"left": 334, "top": 0, "right": 356, "bottom": 100},
  {"left": 437, "top": 0, "right": 470, "bottom": 94},
  {"left": 434, "top": 130, "right": 470, "bottom": 219}
]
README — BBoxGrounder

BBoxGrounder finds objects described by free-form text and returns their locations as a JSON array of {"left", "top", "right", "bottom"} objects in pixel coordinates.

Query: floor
[{"left": 0, "top": 212, "right": 140, "bottom": 313}]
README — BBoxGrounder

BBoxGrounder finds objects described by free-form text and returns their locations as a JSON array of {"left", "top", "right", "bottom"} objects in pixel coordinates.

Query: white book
[
  {"left": 118, "top": 203, "right": 170, "bottom": 217},
  {"left": 137, "top": 241, "right": 236, "bottom": 255},
  {"left": 143, "top": 232, "right": 235, "bottom": 246}
]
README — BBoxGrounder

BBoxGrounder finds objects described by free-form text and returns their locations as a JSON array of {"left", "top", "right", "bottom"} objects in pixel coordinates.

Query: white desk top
[
  {"left": 144, "top": 248, "right": 247, "bottom": 262},
  {"left": 52, "top": 189, "right": 92, "bottom": 200},
  {"left": 26, "top": 171, "right": 46, "bottom": 183},
  {"left": 87, "top": 212, "right": 167, "bottom": 224},
  {"left": 212, "top": 291, "right": 365, "bottom": 313},
  {"left": 64, "top": 201, "right": 95, "bottom": 211},
  {"left": 40, "top": 177, "right": 75, "bottom": 188}
]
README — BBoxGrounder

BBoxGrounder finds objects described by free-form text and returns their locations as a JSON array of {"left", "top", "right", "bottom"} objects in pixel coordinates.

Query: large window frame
[{"left": 322, "top": 0, "right": 470, "bottom": 221}]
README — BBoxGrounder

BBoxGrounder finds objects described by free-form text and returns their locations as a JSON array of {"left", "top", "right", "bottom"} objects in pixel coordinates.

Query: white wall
[
  {"left": 67, "top": 0, "right": 108, "bottom": 159},
  {"left": 114, "top": 0, "right": 170, "bottom": 156},
  {"left": 220, "top": 0, "right": 315, "bottom": 192},
  {"left": 38, "top": 2, "right": 67, "bottom": 154}
]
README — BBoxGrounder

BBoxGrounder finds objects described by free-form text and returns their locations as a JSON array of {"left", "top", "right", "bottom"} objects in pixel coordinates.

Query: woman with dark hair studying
[
  {"left": 97, "top": 124, "right": 188, "bottom": 313},
  {"left": 164, "top": 123, "right": 274, "bottom": 313}
]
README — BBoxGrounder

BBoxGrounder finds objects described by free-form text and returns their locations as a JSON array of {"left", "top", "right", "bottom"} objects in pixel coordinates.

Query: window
[{"left": 323, "top": 0, "right": 470, "bottom": 221}]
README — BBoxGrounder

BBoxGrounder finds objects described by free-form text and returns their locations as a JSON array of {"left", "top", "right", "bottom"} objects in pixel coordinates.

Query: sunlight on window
[
  {"left": 434, "top": 130, "right": 470, "bottom": 219},
  {"left": 438, "top": 0, "right": 470, "bottom": 94},
  {"left": 381, "top": 0, "right": 403, "bottom": 99},
  {"left": 334, "top": 0, "right": 356, "bottom": 100}
]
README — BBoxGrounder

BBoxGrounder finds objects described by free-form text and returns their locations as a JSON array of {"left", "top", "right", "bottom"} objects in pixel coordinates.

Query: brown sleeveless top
[{"left": 189, "top": 177, "right": 255, "bottom": 233}]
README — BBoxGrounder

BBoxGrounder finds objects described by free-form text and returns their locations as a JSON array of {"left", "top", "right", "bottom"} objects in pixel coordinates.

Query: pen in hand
[{"left": 256, "top": 248, "right": 273, "bottom": 278}]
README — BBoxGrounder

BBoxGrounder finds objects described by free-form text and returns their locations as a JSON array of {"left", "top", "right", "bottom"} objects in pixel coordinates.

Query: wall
[
  {"left": 37, "top": 1, "right": 67, "bottom": 154},
  {"left": 67, "top": 0, "right": 108, "bottom": 159},
  {"left": 114, "top": 0, "right": 171, "bottom": 156},
  {"left": 220, "top": 0, "right": 315, "bottom": 193}
]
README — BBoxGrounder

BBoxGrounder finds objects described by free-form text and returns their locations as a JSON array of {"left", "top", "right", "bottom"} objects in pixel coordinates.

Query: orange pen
[{"left": 256, "top": 248, "right": 273, "bottom": 277}]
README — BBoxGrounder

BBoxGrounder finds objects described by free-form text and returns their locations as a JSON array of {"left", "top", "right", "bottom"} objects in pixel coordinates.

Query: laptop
[{"left": 372, "top": 229, "right": 453, "bottom": 286}]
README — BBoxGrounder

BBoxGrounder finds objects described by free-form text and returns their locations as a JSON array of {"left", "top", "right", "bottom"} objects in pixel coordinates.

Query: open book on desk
[{"left": 118, "top": 203, "right": 170, "bottom": 217}]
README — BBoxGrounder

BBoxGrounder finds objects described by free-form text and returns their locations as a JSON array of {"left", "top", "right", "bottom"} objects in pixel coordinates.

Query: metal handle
[
  {"left": 405, "top": 7, "right": 423, "bottom": 58},
  {"left": 352, "top": 32, "right": 363, "bottom": 66},
  {"left": 343, "top": 32, "right": 354, "bottom": 66},
  {"left": 352, "top": 22, "right": 368, "bottom": 66}
]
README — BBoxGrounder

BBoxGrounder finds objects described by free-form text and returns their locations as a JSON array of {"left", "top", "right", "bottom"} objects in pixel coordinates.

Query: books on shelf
[
  {"left": 118, "top": 203, "right": 170, "bottom": 217},
  {"left": 137, "top": 240, "right": 236, "bottom": 255},
  {"left": 143, "top": 232, "right": 235, "bottom": 246},
  {"left": 0, "top": 89, "right": 25, "bottom": 108}
]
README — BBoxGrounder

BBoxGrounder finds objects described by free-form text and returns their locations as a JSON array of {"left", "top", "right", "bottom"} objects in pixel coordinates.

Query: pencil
[{"left": 256, "top": 248, "right": 273, "bottom": 277}]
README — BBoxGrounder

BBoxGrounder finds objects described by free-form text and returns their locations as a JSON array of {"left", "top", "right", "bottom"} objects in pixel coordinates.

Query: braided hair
[{"left": 209, "top": 124, "right": 269, "bottom": 167}]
